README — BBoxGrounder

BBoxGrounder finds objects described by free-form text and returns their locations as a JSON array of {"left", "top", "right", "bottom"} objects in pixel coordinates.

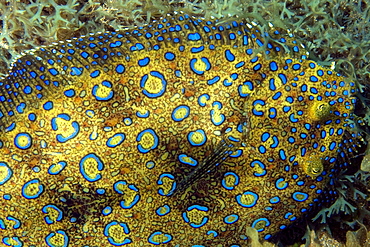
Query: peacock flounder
[{"left": 0, "top": 14, "right": 361, "bottom": 246}]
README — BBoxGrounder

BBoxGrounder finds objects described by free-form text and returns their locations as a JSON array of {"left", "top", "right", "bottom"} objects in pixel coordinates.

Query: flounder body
[{"left": 0, "top": 14, "right": 360, "bottom": 246}]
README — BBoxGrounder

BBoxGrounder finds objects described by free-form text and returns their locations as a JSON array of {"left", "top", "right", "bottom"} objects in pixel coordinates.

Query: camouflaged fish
[{"left": 0, "top": 14, "right": 362, "bottom": 246}]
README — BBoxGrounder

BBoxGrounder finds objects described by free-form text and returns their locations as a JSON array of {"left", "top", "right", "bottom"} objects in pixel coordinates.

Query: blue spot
[
  {"left": 164, "top": 52, "right": 175, "bottom": 61},
  {"left": 115, "top": 64, "right": 125, "bottom": 74},
  {"left": 138, "top": 57, "right": 150, "bottom": 66},
  {"left": 269, "top": 61, "right": 278, "bottom": 71},
  {"left": 90, "top": 70, "right": 100, "bottom": 78},
  {"left": 207, "top": 76, "right": 220, "bottom": 85},
  {"left": 310, "top": 76, "right": 318, "bottom": 82},
  {"left": 64, "top": 89, "right": 75, "bottom": 97},
  {"left": 225, "top": 49, "right": 235, "bottom": 62},
  {"left": 187, "top": 32, "right": 201, "bottom": 41},
  {"left": 43, "top": 101, "right": 53, "bottom": 110},
  {"left": 292, "top": 192, "right": 309, "bottom": 202},
  {"left": 49, "top": 68, "right": 59, "bottom": 76},
  {"left": 278, "top": 73, "right": 287, "bottom": 84}
]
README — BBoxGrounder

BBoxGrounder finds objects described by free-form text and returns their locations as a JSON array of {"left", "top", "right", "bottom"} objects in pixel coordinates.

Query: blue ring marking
[
  {"left": 0, "top": 162, "right": 12, "bottom": 185},
  {"left": 206, "top": 230, "right": 218, "bottom": 238},
  {"left": 284, "top": 212, "right": 297, "bottom": 221},
  {"left": 251, "top": 218, "right": 271, "bottom": 232},
  {"left": 50, "top": 114, "right": 80, "bottom": 143},
  {"left": 182, "top": 205, "right": 209, "bottom": 228},
  {"left": 113, "top": 181, "right": 140, "bottom": 209},
  {"left": 268, "top": 107, "right": 277, "bottom": 118},
  {"left": 102, "top": 206, "right": 112, "bottom": 216},
  {"left": 45, "top": 230, "right": 69, "bottom": 247},
  {"left": 14, "top": 132, "right": 32, "bottom": 150},
  {"left": 164, "top": 52, "right": 176, "bottom": 61},
  {"left": 210, "top": 109, "right": 225, "bottom": 126},
  {"left": 236, "top": 191, "right": 258, "bottom": 207},
  {"left": 221, "top": 172, "right": 240, "bottom": 190},
  {"left": 64, "top": 89, "right": 75, "bottom": 97},
  {"left": 292, "top": 192, "right": 309, "bottom": 202},
  {"left": 148, "top": 231, "right": 172, "bottom": 245},
  {"left": 3, "top": 237, "right": 22, "bottom": 246},
  {"left": 48, "top": 161, "right": 67, "bottom": 175},
  {"left": 85, "top": 110, "right": 95, "bottom": 118},
  {"left": 6, "top": 216, "right": 21, "bottom": 229},
  {"left": 275, "top": 178, "right": 288, "bottom": 190},
  {"left": 104, "top": 221, "right": 132, "bottom": 245},
  {"left": 146, "top": 161, "right": 155, "bottom": 169},
  {"left": 269, "top": 196, "right": 280, "bottom": 204},
  {"left": 230, "top": 149, "right": 242, "bottom": 158},
  {"left": 252, "top": 99, "right": 265, "bottom": 116},
  {"left": 171, "top": 105, "right": 190, "bottom": 122},
  {"left": 187, "top": 129, "right": 207, "bottom": 146},
  {"left": 198, "top": 94, "right": 210, "bottom": 107},
  {"left": 22, "top": 179, "right": 44, "bottom": 199},
  {"left": 189, "top": 57, "right": 211, "bottom": 75},
  {"left": 138, "top": 57, "right": 150, "bottom": 67},
  {"left": 42, "top": 205, "right": 63, "bottom": 224},
  {"left": 123, "top": 117, "right": 132, "bottom": 126},
  {"left": 106, "top": 133, "right": 125, "bottom": 148},
  {"left": 79, "top": 153, "right": 104, "bottom": 182},
  {"left": 178, "top": 154, "right": 198, "bottom": 166},
  {"left": 225, "top": 49, "right": 235, "bottom": 62},
  {"left": 157, "top": 173, "right": 177, "bottom": 196},
  {"left": 92, "top": 80, "right": 114, "bottom": 101},
  {"left": 140, "top": 71, "right": 167, "bottom": 98},
  {"left": 156, "top": 204, "right": 171, "bottom": 216},
  {"left": 238, "top": 81, "right": 254, "bottom": 97},
  {"left": 270, "top": 135, "right": 279, "bottom": 148},
  {"left": 224, "top": 214, "right": 239, "bottom": 224},
  {"left": 250, "top": 160, "right": 267, "bottom": 176},
  {"left": 115, "top": 64, "right": 125, "bottom": 74},
  {"left": 136, "top": 128, "right": 159, "bottom": 153}
]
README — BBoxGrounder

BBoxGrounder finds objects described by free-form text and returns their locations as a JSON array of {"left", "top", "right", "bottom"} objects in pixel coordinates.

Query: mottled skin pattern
[{"left": 0, "top": 15, "right": 360, "bottom": 246}]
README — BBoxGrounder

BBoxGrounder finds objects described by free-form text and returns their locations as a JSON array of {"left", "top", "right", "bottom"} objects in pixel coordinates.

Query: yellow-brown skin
[{"left": 0, "top": 15, "right": 358, "bottom": 246}]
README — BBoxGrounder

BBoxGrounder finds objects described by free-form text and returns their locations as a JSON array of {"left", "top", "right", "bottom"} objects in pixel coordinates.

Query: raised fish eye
[
  {"left": 303, "top": 156, "right": 324, "bottom": 177},
  {"left": 309, "top": 102, "right": 331, "bottom": 121}
]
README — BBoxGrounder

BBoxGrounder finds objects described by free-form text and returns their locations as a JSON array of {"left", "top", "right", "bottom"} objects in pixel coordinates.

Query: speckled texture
[{"left": 0, "top": 14, "right": 362, "bottom": 246}]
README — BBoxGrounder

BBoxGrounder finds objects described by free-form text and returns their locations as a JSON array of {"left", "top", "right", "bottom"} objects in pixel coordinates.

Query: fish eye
[
  {"left": 309, "top": 102, "right": 331, "bottom": 121},
  {"left": 303, "top": 156, "right": 324, "bottom": 177}
]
